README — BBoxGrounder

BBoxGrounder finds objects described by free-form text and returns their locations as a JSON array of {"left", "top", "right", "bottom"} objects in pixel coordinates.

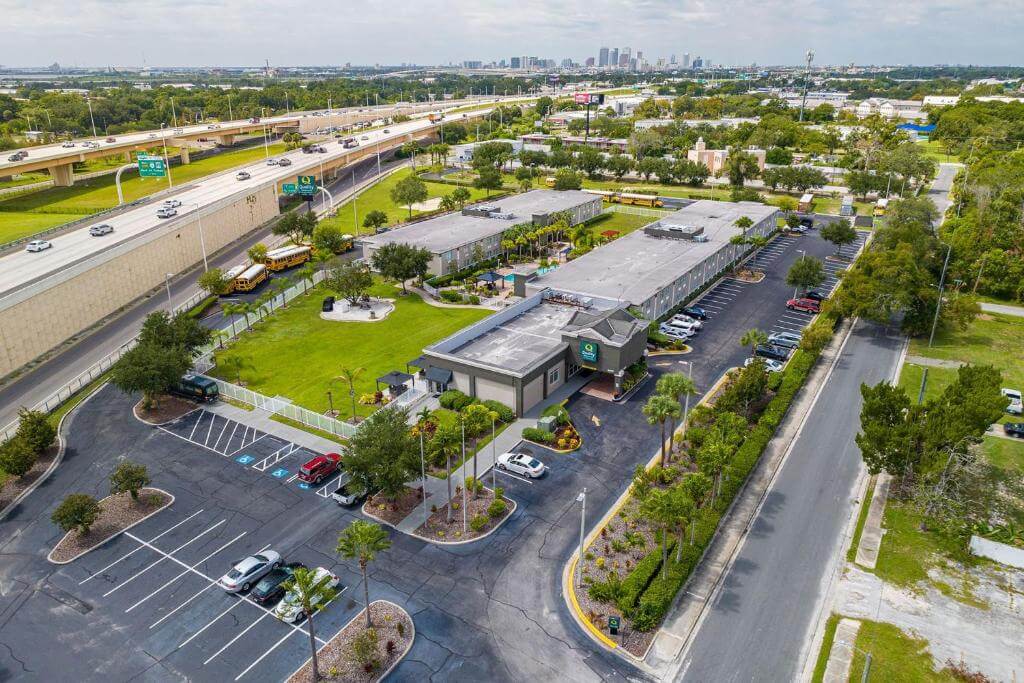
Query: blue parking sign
[{"left": 236, "top": 455, "right": 254, "bottom": 465}]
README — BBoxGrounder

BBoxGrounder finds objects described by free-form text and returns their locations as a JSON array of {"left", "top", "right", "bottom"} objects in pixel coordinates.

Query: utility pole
[
  {"left": 87, "top": 96, "right": 98, "bottom": 137},
  {"left": 927, "top": 243, "right": 952, "bottom": 348},
  {"left": 798, "top": 48, "right": 814, "bottom": 123}
]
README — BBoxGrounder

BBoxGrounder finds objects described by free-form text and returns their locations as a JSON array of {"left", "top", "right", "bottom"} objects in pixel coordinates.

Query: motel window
[{"left": 548, "top": 367, "right": 560, "bottom": 384}]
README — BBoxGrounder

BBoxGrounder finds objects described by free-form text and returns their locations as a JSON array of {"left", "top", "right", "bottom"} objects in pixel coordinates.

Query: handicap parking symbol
[
  {"left": 271, "top": 468, "right": 289, "bottom": 478},
  {"left": 298, "top": 483, "right": 311, "bottom": 490},
  {"left": 236, "top": 455, "right": 254, "bottom": 465}
]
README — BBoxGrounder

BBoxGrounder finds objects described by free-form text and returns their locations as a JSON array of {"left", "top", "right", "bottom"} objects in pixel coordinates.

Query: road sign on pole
[
  {"left": 282, "top": 183, "right": 298, "bottom": 195},
  {"left": 137, "top": 154, "right": 167, "bottom": 178},
  {"left": 297, "top": 175, "right": 317, "bottom": 195}
]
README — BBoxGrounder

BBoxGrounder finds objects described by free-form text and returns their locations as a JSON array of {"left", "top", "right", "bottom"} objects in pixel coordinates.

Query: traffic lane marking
[
  {"left": 102, "top": 520, "right": 227, "bottom": 597},
  {"left": 79, "top": 509, "right": 205, "bottom": 585}
]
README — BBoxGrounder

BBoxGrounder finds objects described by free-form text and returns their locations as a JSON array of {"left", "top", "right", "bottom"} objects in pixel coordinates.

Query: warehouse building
[
  {"left": 413, "top": 289, "right": 648, "bottom": 415},
  {"left": 526, "top": 200, "right": 778, "bottom": 320},
  {"left": 359, "top": 190, "right": 601, "bottom": 276}
]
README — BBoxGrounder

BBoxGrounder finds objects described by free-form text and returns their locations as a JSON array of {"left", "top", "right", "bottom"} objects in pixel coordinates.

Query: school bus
[
  {"left": 221, "top": 265, "right": 247, "bottom": 295},
  {"left": 265, "top": 245, "right": 312, "bottom": 271},
  {"left": 874, "top": 197, "right": 889, "bottom": 217},
  {"left": 234, "top": 264, "right": 268, "bottom": 292},
  {"left": 582, "top": 189, "right": 616, "bottom": 202},
  {"left": 618, "top": 192, "right": 664, "bottom": 208},
  {"left": 545, "top": 176, "right": 556, "bottom": 187}
]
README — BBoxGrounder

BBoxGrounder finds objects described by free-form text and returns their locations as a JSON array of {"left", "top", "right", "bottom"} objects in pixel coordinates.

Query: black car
[
  {"left": 682, "top": 305, "right": 707, "bottom": 320},
  {"left": 250, "top": 562, "right": 305, "bottom": 605},
  {"left": 799, "top": 217, "right": 814, "bottom": 229},
  {"left": 805, "top": 290, "right": 828, "bottom": 302},
  {"left": 1004, "top": 423, "right": 1024, "bottom": 438},
  {"left": 755, "top": 344, "right": 790, "bottom": 362}
]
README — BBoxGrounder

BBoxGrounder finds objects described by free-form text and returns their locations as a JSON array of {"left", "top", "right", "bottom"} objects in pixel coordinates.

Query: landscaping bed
[
  {"left": 414, "top": 485, "right": 513, "bottom": 542},
  {"left": 361, "top": 486, "right": 429, "bottom": 527},
  {"left": 0, "top": 442, "right": 59, "bottom": 514},
  {"left": 49, "top": 488, "right": 173, "bottom": 564},
  {"left": 287, "top": 601, "right": 413, "bottom": 683},
  {"left": 522, "top": 402, "right": 581, "bottom": 451},
  {"left": 133, "top": 395, "right": 198, "bottom": 425}
]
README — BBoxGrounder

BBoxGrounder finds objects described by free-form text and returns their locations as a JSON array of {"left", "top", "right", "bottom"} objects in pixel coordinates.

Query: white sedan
[
  {"left": 670, "top": 313, "right": 702, "bottom": 329},
  {"left": 217, "top": 551, "right": 281, "bottom": 592},
  {"left": 273, "top": 567, "right": 339, "bottom": 622},
  {"left": 744, "top": 357, "right": 784, "bottom": 373},
  {"left": 496, "top": 452, "right": 545, "bottom": 478},
  {"left": 25, "top": 240, "right": 52, "bottom": 253}
]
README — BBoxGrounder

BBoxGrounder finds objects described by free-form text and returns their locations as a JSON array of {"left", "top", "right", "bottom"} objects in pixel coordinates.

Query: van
[{"left": 171, "top": 373, "right": 219, "bottom": 402}]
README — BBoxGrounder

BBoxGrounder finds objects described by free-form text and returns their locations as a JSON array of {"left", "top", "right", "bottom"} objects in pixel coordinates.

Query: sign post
[
  {"left": 137, "top": 154, "right": 167, "bottom": 178},
  {"left": 282, "top": 183, "right": 298, "bottom": 195}
]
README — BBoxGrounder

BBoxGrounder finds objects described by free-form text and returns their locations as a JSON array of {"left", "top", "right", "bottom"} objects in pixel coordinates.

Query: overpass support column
[
  {"left": 48, "top": 163, "right": 75, "bottom": 187},
  {"left": 216, "top": 134, "right": 235, "bottom": 147},
  {"left": 124, "top": 151, "right": 133, "bottom": 163},
  {"left": 180, "top": 146, "right": 191, "bottom": 164}
]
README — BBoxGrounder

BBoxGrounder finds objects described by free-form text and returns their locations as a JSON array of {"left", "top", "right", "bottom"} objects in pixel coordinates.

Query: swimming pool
[{"left": 504, "top": 265, "right": 558, "bottom": 282}]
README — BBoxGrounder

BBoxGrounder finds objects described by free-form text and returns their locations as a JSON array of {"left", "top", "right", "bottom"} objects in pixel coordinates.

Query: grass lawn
[
  {"left": 908, "top": 312, "right": 1024, "bottom": 392},
  {"left": 810, "top": 613, "right": 841, "bottom": 683},
  {"left": 847, "top": 476, "right": 876, "bottom": 563},
  {"left": 981, "top": 435, "right": 1024, "bottom": 473},
  {"left": 0, "top": 142, "right": 288, "bottom": 243},
  {"left": 0, "top": 172, "right": 49, "bottom": 190},
  {"left": 318, "top": 168, "right": 493, "bottom": 236},
  {"left": 917, "top": 139, "right": 959, "bottom": 164},
  {"left": 849, "top": 620, "right": 957, "bottom": 682},
  {"left": 811, "top": 194, "right": 875, "bottom": 217},
  {"left": 583, "top": 210, "right": 661, "bottom": 241},
  {"left": 897, "top": 364, "right": 959, "bottom": 404},
  {"left": 210, "top": 280, "right": 491, "bottom": 419}
]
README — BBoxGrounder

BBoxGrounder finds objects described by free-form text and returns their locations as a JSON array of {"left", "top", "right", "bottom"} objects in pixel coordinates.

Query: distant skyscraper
[
  {"left": 510, "top": 56, "right": 521, "bottom": 69},
  {"left": 598, "top": 47, "right": 609, "bottom": 67},
  {"left": 609, "top": 48, "right": 619, "bottom": 69},
  {"left": 683, "top": 52, "right": 691, "bottom": 69},
  {"left": 585, "top": 57, "right": 595, "bottom": 67},
  {"left": 670, "top": 54, "right": 676, "bottom": 65}
]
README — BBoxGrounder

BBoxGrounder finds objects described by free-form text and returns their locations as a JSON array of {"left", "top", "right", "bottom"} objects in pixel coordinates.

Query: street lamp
[
  {"left": 461, "top": 419, "right": 468, "bottom": 534},
  {"left": 86, "top": 96, "right": 98, "bottom": 137},
  {"left": 927, "top": 243, "right": 952, "bottom": 348},
  {"left": 164, "top": 273, "right": 174, "bottom": 309},
  {"left": 194, "top": 203, "right": 208, "bottom": 271},
  {"left": 576, "top": 489, "right": 587, "bottom": 587},
  {"left": 420, "top": 429, "right": 428, "bottom": 526},
  {"left": 160, "top": 123, "right": 173, "bottom": 189}
]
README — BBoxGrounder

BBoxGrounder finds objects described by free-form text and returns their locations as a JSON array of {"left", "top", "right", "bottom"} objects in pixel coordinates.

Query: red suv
[
  {"left": 297, "top": 453, "right": 342, "bottom": 484},
  {"left": 786, "top": 298, "right": 821, "bottom": 313}
]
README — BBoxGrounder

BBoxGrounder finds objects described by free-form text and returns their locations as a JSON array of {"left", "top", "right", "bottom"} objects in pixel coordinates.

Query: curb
[
  {"left": 47, "top": 487, "right": 175, "bottom": 565},
  {"left": 133, "top": 401, "right": 200, "bottom": 426},
  {"left": 361, "top": 489, "right": 518, "bottom": 546}
]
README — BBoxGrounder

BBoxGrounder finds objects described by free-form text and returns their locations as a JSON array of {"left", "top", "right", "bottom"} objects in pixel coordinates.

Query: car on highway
[
  {"left": 266, "top": 158, "right": 279, "bottom": 166},
  {"left": 89, "top": 224, "right": 114, "bottom": 237},
  {"left": 767, "top": 331, "right": 802, "bottom": 349},
  {"left": 361, "top": 135, "right": 369, "bottom": 140},
  {"left": 274, "top": 567, "right": 340, "bottom": 622},
  {"left": 156, "top": 206, "right": 178, "bottom": 218},
  {"left": 669, "top": 313, "right": 702, "bottom": 329},
  {"left": 1002, "top": 388, "right": 1023, "bottom": 415},
  {"left": 297, "top": 452, "right": 342, "bottom": 485},
  {"left": 277, "top": 158, "right": 291, "bottom": 166},
  {"left": 148, "top": 133, "right": 157, "bottom": 139},
  {"left": 8, "top": 151, "right": 28, "bottom": 161},
  {"left": 745, "top": 357, "right": 785, "bottom": 373},
  {"left": 786, "top": 297, "right": 821, "bottom": 313},
  {"left": 250, "top": 562, "right": 305, "bottom": 606},
  {"left": 383, "top": 129, "right": 390, "bottom": 133},
  {"left": 218, "top": 551, "right": 282, "bottom": 592},
  {"left": 207, "top": 124, "right": 220, "bottom": 129},
  {"left": 657, "top": 323, "right": 692, "bottom": 341},
  {"left": 163, "top": 199, "right": 182, "bottom": 208},
  {"left": 1003, "top": 423, "right": 1024, "bottom": 438},
  {"left": 61, "top": 141, "right": 76, "bottom": 148},
  {"left": 173, "top": 127, "right": 184, "bottom": 134},
  {"left": 755, "top": 344, "right": 790, "bottom": 362},
  {"left": 681, "top": 305, "right": 707, "bottom": 320},
  {"left": 235, "top": 171, "right": 251, "bottom": 181},
  {"left": 25, "top": 240, "right": 52, "bottom": 253},
  {"left": 497, "top": 451, "right": 546, "bottom": 478}
]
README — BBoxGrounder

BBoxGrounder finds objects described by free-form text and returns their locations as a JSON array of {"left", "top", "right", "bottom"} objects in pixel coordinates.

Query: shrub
[
  {"left": 587, "top": 573, "right": 625, "bottom": 603},
  {"left": 0, "top": 437, "right": 38, "bottom": 478},
  {"left": 468, "top": 295, "right": 481, "bottom": 305},
  {"left": 16, "top": 408, "right": 56, "bottom": 455},
  {"left": 487, "top": 499, "right": 507, "bottom": 518},
  {"left": 440, "top": 290, "right": 464, "bottom": 303},
  {"left": 439, "top": 390, "right": 472, "bottom": 411},
  {"left": 51, "top": 493, "right": 100, "bottom": 534},
  {"left": 348, "top": 627, "right": 380, "bottom": 670},
  {"left": 493, "top": 486, "right": 504, "bottom": 500},
  {"left": 109, "top": 461, "right": 150, "bottom": 500},
  {"left": 541, "top": 403, "right": 570, "bottom": 426},
  {"left": 470, "top": 514, "right": 489, "bottom": 532},
  {"left": 396, "top": 621, "right": 405, "bottom": 637},
  {"left": 482, "top": 400, "right": 515, "bottom": 423},
  {"left": 616, "top": 541, "right": 673, "bottom": 615},
  {"left": 522, "top": 427, "right": 555, "bottom": 444}
]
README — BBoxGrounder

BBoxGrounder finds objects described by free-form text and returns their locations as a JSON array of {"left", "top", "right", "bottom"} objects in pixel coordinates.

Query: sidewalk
[
  {"left": 205, "top": 401, "right": 345, "bottom": 453},
  {"left": 980, "top": 301, "right": 1024, "bottom": 318}
]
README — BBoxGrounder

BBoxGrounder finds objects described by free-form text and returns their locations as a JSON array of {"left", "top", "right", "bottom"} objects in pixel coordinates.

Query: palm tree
[
  {"left": 640, "top": 488, "right": 676, "bottom": 578},
  {"left": 439, "top": 194, "right": 457, "bottom": 213},
  {"left": 240, "top": 302, "right": 256, "bottom": 331},
  {"left": 336, "top": 366, "right": 365, "bottom": 423},
  {"left": 740, "top": 328, "right": 767, "bottom": 356},
  {"left": 431, "top": 423, "right": 461, "bottom": 523},
  {"left": 282, "top": 566, "right": 338, "bottom": 682},
  {"left": 656, "top": 373, "right": 697, "bottom": 460},
  {"left": 297, "top": 263, "right": 316, "bottom": 293},
  {"left": 273, "top": 278, "right": 291, "bottom": 308},
  {"left": 337, "top": 520, "right": 392, "bottom": 629},
  {"left": 667, "top": 486, "right": 696, "bottom": 563},
  {"left": 697, "top": 434, "right": 730, "bottom": 506},
  {"left": 748, "top": 235, "right": 769, "bottom": 271},
  {"left": 643, "top": 394, "right": 681, "bottom": 467},
  {"left": 680, "top": 472, "right": 713, "bottom": 545},
  {"left": 219, "top": 355, "right": 250, "bottom": 384}
]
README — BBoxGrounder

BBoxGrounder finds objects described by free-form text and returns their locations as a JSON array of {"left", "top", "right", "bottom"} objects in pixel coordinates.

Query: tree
[
  {"left": 247, "top": 243, "right": 268, "bottom": 265},
  {"left": 336, "top": 366, "right": 365, "bottom": 422},
  {"left": 390, "top": 175, "right": 428, "bottom": 218},
  {"left": 639, "top": 488, "right": 676, "bottom": 577},
  {"left": 326, "top": 261, "right": 373, "bottom": 305},
  {"left": 643, "top": 394, "right": 681, "bottom": 467},
  {"left": 666, "top": 486, "right": 696, "bottom": 563},
  {"left": 336, "top": 520, "right": 392, "bottom": 629},
  {"left": 138, "top": 310, "right": 211, "bottom": 357},
  {"left": 362, "top": 209, "right": 388, "bottom": 232},
  {"left": 112, "top": 342, "right": 190, "bottom": 410},
  {"left": 739, "top": 328, "right": 767, "bottom": 356},
  {"left": 656, "top": 373, "right": 697, "bottom": 458},
  {"left": 110, "top": 461, "right": 150, "bottom": 500},
  {"left": 274, "top": 211, "right": 316, "bottom": 245},
  {"left": 16, "top": 408, "right": 56, "bottom": 455},
  {"left": 534, "top": 96, "right": 553, "bottom": 117},
  {"left": 680, "top": 472, "right": 713, "bottom": 545},
  {"left": 312, "top": 222, "right": 349, "bottom": 254},
  {"left": 747, "top": 235, "right": 769, "bottom": 270},
  {"left": 344, "top": 406, "right": 419, "bottom": 499},
  {"left": 197, "top": 268, "right": 228, "bottom": 297},
  {"left": 628, "top": 129, "right": 662, "bottom": 160},
  {"left": 820, "top": 221, "right": 857, "bottom": 257},
  {"left": 474, "top": 166, "right": 503, "bottom": 196},
  {"left": 605, "top": 154, "right": 633, "bottom": 180},
  {"left": 696, "top": 433, "right": 730, "bottom": 505},
  {"left": 636, "top": 157, "right": 662, "bottom": 181},
  {"left": 0, "top": 438, "right": 37, "bottom": 478},
  {"left": 370, "top": 243, "right": 431, "bottom": 293},
  {"left": 282, "top": 566, "right": 339, "bottom": 682},
  {"left": 724, "top": 148, "right": 761, "bottom": 187},
  {"left": 451, "top": 186, "right": 471, "bottom": 208},
  {"left": 786, "top": 255, "right": 826, "bottom": 295},
  {"left": 429, "top": 421, "right": 462, "bottom": 523},
  {"left": 51, "top": 493, "right": 99, "bottom": 535},
  {"left": 573, "top": 146, "right": 604, "bottom": 178},
  {"left": 219, "top": 354, "right": 251, "bottom": 384},
  {"left": 552, "top": 168, "right": 582, "bottom": 190}
]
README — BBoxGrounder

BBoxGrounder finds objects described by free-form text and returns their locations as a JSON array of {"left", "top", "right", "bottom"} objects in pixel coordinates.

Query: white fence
[
  {"left": 606, "top": 204, "right": 673, "bottom": 217},
  {"left": 206, "top": 377, "right": 356, "bottom": 439}
]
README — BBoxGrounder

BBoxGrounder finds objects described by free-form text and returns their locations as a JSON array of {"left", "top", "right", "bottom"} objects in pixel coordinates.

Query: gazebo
[
  {"left": 476, "top": 271, "right": 504, "bottom": 289},
  {"left": 375, "top": 370, "right": 414, "bottom": 398}
]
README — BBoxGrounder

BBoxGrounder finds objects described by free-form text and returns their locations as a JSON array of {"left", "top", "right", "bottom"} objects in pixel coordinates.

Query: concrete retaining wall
[{"left": 970, "top": 535, "right": 1024, "bottom": 569}]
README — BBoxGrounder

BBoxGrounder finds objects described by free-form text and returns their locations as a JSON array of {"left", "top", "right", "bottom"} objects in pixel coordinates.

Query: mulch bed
[
  {"left": 134, "top": 395, "right": 198, "bottom": 425},
  {"left": 287, "top": 601, "right": 413, "bottom": 683},
  {"left": 0, "top": 442, "right": 60, "bottom": 514},
  {"left": 414, "top": 486, "right": 512, "bottom": 542},
  {"left": 362, "top": 486, "right": 430, "bottom": 527},
  {"left": 49, "top": 488, "right": 172, "bottom": 564}
]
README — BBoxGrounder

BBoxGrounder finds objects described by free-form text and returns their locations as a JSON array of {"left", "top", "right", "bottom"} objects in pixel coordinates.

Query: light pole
[
  {"left": 164, "top": 273, "right": 174, "bottom": 309},
  {"left": 160, "top": 124, "right": 173, "bottom": 189},
  {"left": 927, "top": 243, "right": 952, "bottom": 348},
  {"left": 327, "top": 390, "right": 334, "bottom": 417},
  {"left": 376, "top": 139, "right": 381, "bottom": 177},
  {"left": 86, "top": 96, "right": 98, "bottom": 137},
  {"left": 170, "top": 96, "right": 177, "bottom": 128},
  {"left": 194, "top": 203, "right": 208, "bottom": 271},
  {"left": 351, "top": 169, "right": 358, "bottom": 228},
  {"left": 576, "top": 489, "right": 586, "bottom": 587},
  {"left": 420, "top": 430, "right": 428, "bottom": 526},
  {"left": 227, "top": 94, "right": 233, "bottom": 121},
  {"left": 490, "top": 415, "right": 497, "bottom": 492},
  {"left": 681, "top": 360, "right": 693, "bottom": 438},
  {"left": 461, "top": 419, "right": 468, "bottom": 534}
]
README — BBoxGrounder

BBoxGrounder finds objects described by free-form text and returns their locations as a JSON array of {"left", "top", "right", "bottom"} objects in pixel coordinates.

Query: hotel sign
[{"left": 580, "top": 340, "right": 599, "bottom": 363}]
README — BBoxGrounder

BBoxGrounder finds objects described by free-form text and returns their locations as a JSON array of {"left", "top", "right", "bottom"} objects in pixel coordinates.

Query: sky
[{"left": 1, "top": 0, "right": 1022, "bottom": 68}]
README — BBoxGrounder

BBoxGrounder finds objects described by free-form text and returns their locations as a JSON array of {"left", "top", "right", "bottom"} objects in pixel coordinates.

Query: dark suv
[
  {"left": 250, "top": 562, "right": 305, "bottom": 605},
  {"left": 755, "top": 344, "right": 790, "bottom": 362}
]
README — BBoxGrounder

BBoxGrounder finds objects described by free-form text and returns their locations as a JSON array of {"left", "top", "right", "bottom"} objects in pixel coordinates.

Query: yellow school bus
[
  {"left": 874, "top": 197, "right": 889, "bottom": 217},
  {"left": 234, "top": 264, "right": 268, "bottom": 292},
  {"left": 221, "top": 265, "right": 247, "bottom": 294},
  {"left": 618, "top": 192, "right": 664, "bottom": 208},
  {"left": 265, "top": 245, "right": 312, "bottom": 271}
]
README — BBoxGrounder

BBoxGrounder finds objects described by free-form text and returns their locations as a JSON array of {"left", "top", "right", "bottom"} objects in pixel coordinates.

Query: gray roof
[
  {"left": 561, "top": 308, "right": 645, "bottom": 344},
  {"left": 533, "top": 200, "right": 778, "bottom": 305},
  {"left": 360, "top": 190, "right": 599, "bottom": 255}
]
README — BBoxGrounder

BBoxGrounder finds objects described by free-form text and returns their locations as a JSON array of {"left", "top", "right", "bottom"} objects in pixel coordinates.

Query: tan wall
[
  {"left": 0, "top": 186, "right": 279, "bottom": 377},
  {"left": 475, "top": 377, "right": 515, "bottom": 407},
  {"left": 451, "top": 371, "right": 472, "bottom": 394},
  {"left": 522, "top": 375, "right": 545, "bottom": 414},
  {"left": 546, "top": 359, "right": 566, "bottom": 394}
]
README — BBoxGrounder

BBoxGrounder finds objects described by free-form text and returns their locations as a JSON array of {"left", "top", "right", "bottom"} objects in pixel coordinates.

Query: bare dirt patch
[
  {"left": 49, "top": 488, "right": 173, "bottom": 564},
  {"left": 134, "top": 395, "right": 198, "bottom": 425},
  {"left": 0, "top": 442, "right": 60, "bottom": 515},
  {"left": 361, "top": 486, "right": 430, "bottom": 527},
  {"left": 287, "top": 601, "right": 413, "bottom": 683},
  {"left": 414, "top": 486, "right": 513, "bottom": 542}
]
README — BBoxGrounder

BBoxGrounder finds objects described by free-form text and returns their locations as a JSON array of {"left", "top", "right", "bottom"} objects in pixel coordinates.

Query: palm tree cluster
[
  {"left": 499, "top": 211, "right": 571, "bottom": 261},
  {"left": 642, "top": 372, "right": 698, "bottom": 467}
]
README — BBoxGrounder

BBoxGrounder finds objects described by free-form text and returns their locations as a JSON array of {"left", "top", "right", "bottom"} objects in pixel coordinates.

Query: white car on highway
[
  {"left": 88, "top": 224, "right": 114, "bottom": 237},
  {"left": 266, "top": 158, "right": 279, "bottom": 166},
  {"left": 61, "top": 141, "right": 76, "bottom": 148},
  {"left": 218, "top": 551, "right": 282, "bottom": 593},
  {"left": 25, "top": 240, "right": 52, "bottom": 253},
  {"left": 496, "top": 452, "right": 546, "bottom": 478},
  {"left": 273, "top": 567, "right": 339, "bottom": 622},
  {"left": 236, "top": 171, "right": 251, "bottom": 181},
  {"left": 156, "top": 206, "right": 178, "bottom": 218},
  {"left": 163, "top": 199, "right": 182, "bottom": 209}
]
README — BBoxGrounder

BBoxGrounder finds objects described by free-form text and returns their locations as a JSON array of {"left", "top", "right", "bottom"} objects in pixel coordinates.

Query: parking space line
[
  {"left": 211, "top": 419, "right": 231, "bottom": 453},
  {"left": 234, "top": 630, "right": 296, "bottom": 681},
  {"left": 124, "top": 532, "right": 247, "bottom": 613},
  {"left": 80, "top": 509, "right": 205, "bottom": 585},
  {"left": 204, "top": 414, "right": 217, "bottom": 447},
  {"left": 286, "top": 474, "right": 300, "bottom": 483},
  {"left": 178, "top": 599, "right": 245, "bottom": 650},
  {"left": 149, "top": 583, "right": 216, "bottom": 629},
  {"left": 103, "top": 520, "right": 226, "bottom": 597},
  {"left": 317, "top": 474, "right": 344, "bottom": 498},
  {"left": 252, "top": 442, "right": 299, "bottom": 472},
  {"left": 495, "top": 469, "right": 534, "bottom": 484},
  {"left": 187, "top": 411, "right": 205, "bottom": 441},
  {"left": 225, "top": 422, "right": 240, "bottom": 452},
  {"left": 204, "top": 613, "right": 271, "bottom": 666},
  {"left": 227, "top": 432, "right": 267, "bottom": 458}
]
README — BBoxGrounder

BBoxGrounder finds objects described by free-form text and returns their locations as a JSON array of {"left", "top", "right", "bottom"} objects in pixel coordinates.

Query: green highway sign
[
  {"left": 580, "top": 340, "right": 599, "bottom": 363},
  {"left": 137, "top": 155, "right": 166, "bottom": 178},
  {"left": 282, "top": 183, "right": 298, "bottom": 195},
  {"left": 297, "top": 175, "right": 317, "bottom": 195}
]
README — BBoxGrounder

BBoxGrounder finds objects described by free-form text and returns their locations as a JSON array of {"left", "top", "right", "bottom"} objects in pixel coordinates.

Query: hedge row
[
  {"left": 425, "top": 257, "right": 502, "bottom": 288},
  {"left": 616, "top": 538, "right": 675, "bottom": 615},
  {"left": 436, "top": 390, "right": 516, "bottom": 423}
]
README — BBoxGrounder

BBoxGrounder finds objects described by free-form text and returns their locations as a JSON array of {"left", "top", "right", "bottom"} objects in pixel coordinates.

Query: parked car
[
  {"left": 496, "top": 452, "right": 546, "bottom": 478},
  {"left": 786, "top": 298, "right": 821, "bottom": 313},
  {"left": 1002, "top": 388, "right": 1023, "bottom": 415},
  {"left": 755, "top": 344, "right": 790, "bottom": 362},
  {"left": 804, "top": 290, "right": 828, "bottom": 302},
  {"left": 786, "top": 223, "right": 808, "bottom": 234},
  {"left": 745, "top": 357, "right": 785, "bottom": 373},
  {"left": 163, "top": 199, "right": 182, "bottom": 208},
  {"left": 1003, "top": 423, "right": 1024, "bottom": 438},
  {"left": 663, "top": 318, "right": 699, "bottom": 335},
  {"left": 331, "top": 480, "right": 366, "bottom": 507},
  {"left": 670, "top": 313, "right": 702, "bottom": 329},
  {"left": 767, "top": 331, "right": 802, "bottom": 349},
  {"left": 89, "top": 224, "right": 114, "bottom": 237},
  {"left": 25, "top": 240, "right": 52, "bottom": 253},
  {"left": 681, "top": 305, "right": 707, "bottom": 320},
  {"left": 218, "top": 551, "right": 282, "bottom": 592},
  {"left": 277, "top": 158, "right": 292, "bottom": 167},
  {"left": 236, "top": 171, "right": 251, "bottom": 181},
  {"left": 297, "top": 453, "right": 342, "bottom": 485},
  {"left": 274, "top": 567, "right": 340, "bottom": 622},
  {"left": 799, "top": 217, "right": 814, "bottom": 229},
  {"left": 250, "top": 562, "right": 305, "bottom": 605},
  {"left": 156, "top": 206, "right": 178, "bottom": 218},
  {"left": 657, "top": 324, "right": 692, "bottom": 341}
]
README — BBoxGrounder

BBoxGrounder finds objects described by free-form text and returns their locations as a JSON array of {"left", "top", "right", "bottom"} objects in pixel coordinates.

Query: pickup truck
[{"left": 331, "top": 480, "right": 366, "bottom": 507}]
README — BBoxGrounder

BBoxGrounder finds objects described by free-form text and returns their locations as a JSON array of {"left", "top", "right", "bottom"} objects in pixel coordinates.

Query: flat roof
[
  {"left": 447, "top": 300, "right": 576, "bottom": 374},
  {"left": 359, "top": 190, "right": 598, "bottom": 255},
  {"left": 532, "top": 200, "right": 777, "bottom": 305}
]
